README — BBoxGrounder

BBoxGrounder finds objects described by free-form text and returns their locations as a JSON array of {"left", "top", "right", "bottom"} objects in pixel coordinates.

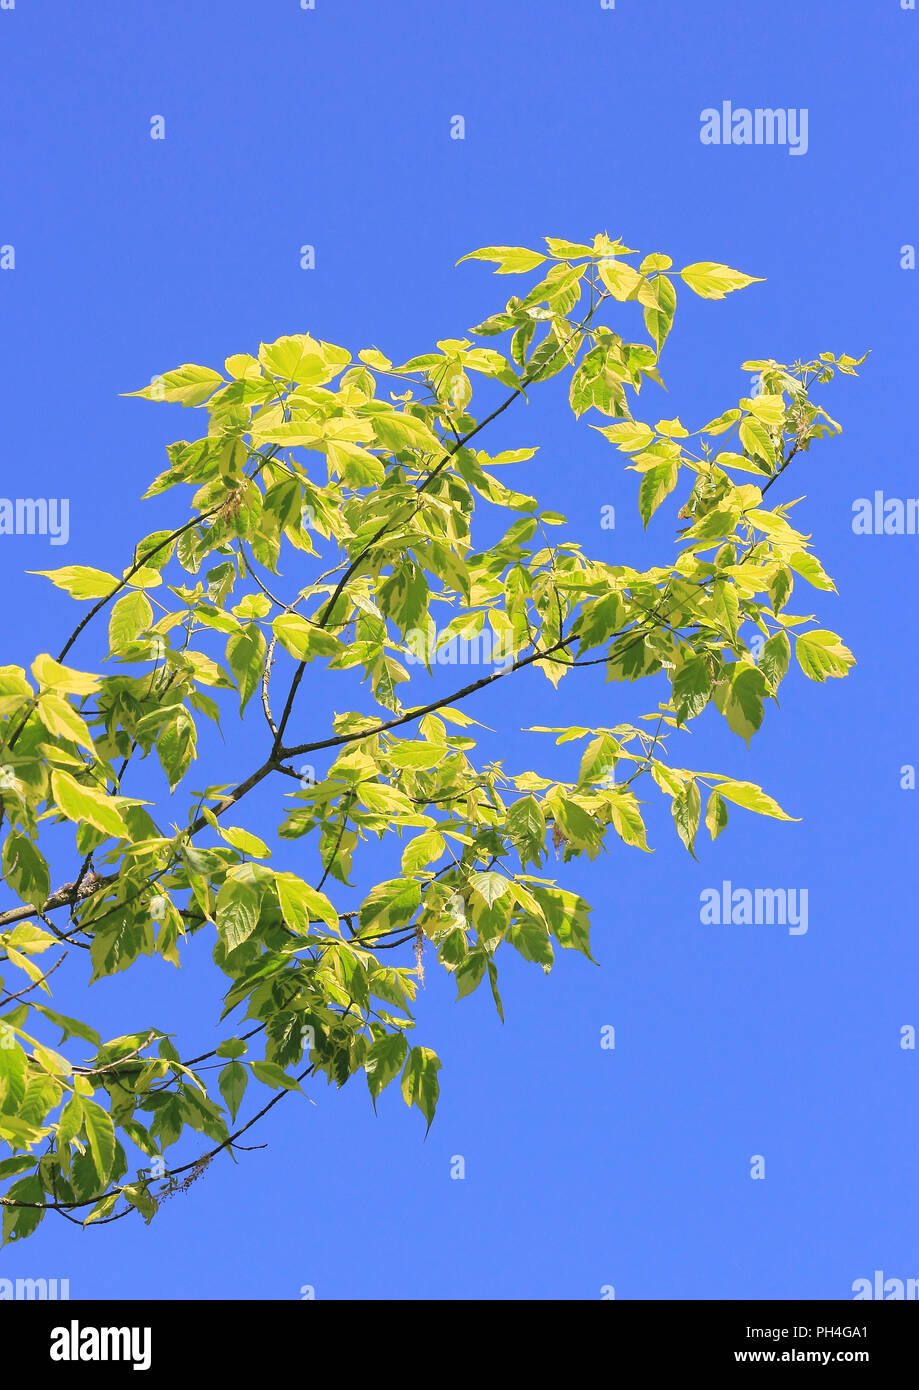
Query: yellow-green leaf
[
  {"left": 31, "top": 654, "right": 100, "bottom": 696},
  {"left": 713, "top": 780, "right": 798, "bottom": 821},
  {"left": 679, "top": 262, "right": 764, "bottom": 300},
  {"left": 50, "top": 770, "right": 129, "bottom": 839},
  {"left": 796, "top": 630, "right": 855, "bottom": 682},
  {"left": 457, "top": 246, "right": 547, "bottom": 274}
]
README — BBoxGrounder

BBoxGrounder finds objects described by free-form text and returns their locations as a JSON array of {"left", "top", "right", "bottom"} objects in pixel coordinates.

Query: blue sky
[{"left": 0, "top": 0, "right": 916, "bottom": 1300}]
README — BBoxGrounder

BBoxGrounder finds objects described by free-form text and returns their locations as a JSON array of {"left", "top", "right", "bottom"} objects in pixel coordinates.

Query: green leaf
[
  {"left": 788, "top": 551, "right": 835, "bottom": 592},
  {"left": 760, "top": 630, "right": 791, "bottom": 691},
  {"left": 714, "top": 780, "right": 798, "bottom": 821},
  {"left": 605, "top": 790, "right": 649, "bottom": 850},
  {"left": 578, "top": 734, "right": 617, "bottom": 784},
  {"left": 0, "top": 665, "right": 32, "bottom": 719},
  {"left": 597, "top": 258, "right": 653, "bottom": 304},
  {"left": 124, "top": 362, "right": 224, "bottom": 405},
  {"left": 33, "top": 1043, "right": 72, "bottom": 1078},
  {"left": 770, "top": 566, "right": 793, "bottom": 613},
  {"left": 31, "top": 1005, "right": 101, "bottom": 1047},
  {"left": 89, "top": 918, "right": 152, "bottom": 981},
  {"left": 156, "top": 710, "right": 197, "bottom": 790},
  {"left": 721, "top": 665, "right": 767, "bottom": 745},
  {"left": 258, "top": 334, "right": 337, "bottom": 384},
  {"left": 553, "top": 797, "right": 603, "bottom": 856},
  {"left": 506, "top": 917, "right": 554, "bottom": 971},
  {"left": 31, "top": 654, "right": 100, "bottom": 695},
  {"left": 2, "top": 832, "right": 50, "bottom": 912},
  {"left": 683, "top": 507, "right": 742, "bottom": 543},
  {"left": 37, "top": 693, "right": 94, "bottom": 750},
  {"left": 457, "top": 246, "right": 546, "bottom": 274},
  {"left": 108, "top": 592, "right": 153, "bottom": 650},
  {"left": 219, "top": 825, "right": 271, "bottom": 859},
  {"left": 359, "top": 878, "right": 421, "bottom": 935},
  {"left": 273, "top": 614, "right": 322, "bottom": 661},
  {"left": 486, "top": 959, "right": 505, "bottom": 1021},
  {"left": 82, "top": 1099, "right": 116, "bottom": 1183},
  {"left": 226, "top": 624, "right": 267, "bottom": 713},
  {"left": 575, "top": 593, "right": 625, "bottom": 655},
  {"left": 0, "top": 1156, "right": 39, "bottom": 1181},
  {"left": 401, "top": 830, "right": 445, "bottom": 875},
  {"left": 358, "top": 347, "right": 392, "bottom": 370},
  {"left": 215, "top": 879, "right": 261, "bottom": 951},
  {"left": 704, "top": 790, "right": 729, "bottom": 840},
  {"left": 365, "top": 1032, "right": 408, "bottom": 1107},
  {"left": 83, "top": 1192, "right": 120, "bottom": 1226},
  {"left": 544, "top": 238, "right": 594, "bottom": 258},
  {"left": 638, "top": 460, "right": 679, "bottom": 527},
  {"left": 378, "top": 564, "right": 429, "bottom": 636},
  {"left": 250, "top": 1060, "right": 300, "bottom": 1091},
  {"left": 275, "top": 873, "right": 340, "bottom": 935},
  {"left": 738, "top": 416, "right": 774, "bottom": 465},
  {"left": 593, "top": 420, "right": 655, "bottom": 451},
  {"left": 672, "top": 779, "right": 702, "bottom": 856},
  {"left": 533, "top": 886, "right": 596, "bottom": 961},
  {"left": 50, "top": 770, "right": 129, "bottom": 840},
  {"left": 327, "top": 439, "right": 385, "bottom": 487},
  {"left": 371, "top": 411, "right": 442, "bottom": 456},
  {"left": 57, "top": 1094, "right": 84, "bottom": 1148},
  {"left": 468, "top": 872, "right": 511, "bottom": 906},
  {"left": 0, "top": 1037, "right": 28, "bottom": 1115},
  {"left": 120, "top": 1182, "right": 158, "bottom": 1224},
  {"left": 30, "top": 566, "right": 119, "bottom": 600},
  {"left": 506, "top": 795, "right": 546, "bottom": 865},
  {"left": 0, "top": 1114, "right": 51, "bottom": 1148},
  {"left": 400, "top": 1046, "right": 441, "bottom": 1134},
  {"left": 643, "top": 274, "right": 677, "bottom": 351},
  {"left": 679, "top": 262, "right": 764, "bottom": 300},
  {"left": 795, "top": 630, "right": 855, "bottom": 682},
  {"left": 703, "top": 407, "right": 742, "bottom": 436},
  {"left": 714, "top": 451, "right": 768, "bottom": 477},
  {"left": 2, "top": 1175, "right": 45, "bottom": 1244},
  {"left": 672, "top": 655, "right": 712, "bottom": 725},
  {"left": 218, "top": 1060, "right": 248, "bottom": 1121},
  {"left": 567, "top": 343, "right": 626, "bottom": 418},
  {"left": 455, "top": 949, "right": 487, "bottom": 998}
]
